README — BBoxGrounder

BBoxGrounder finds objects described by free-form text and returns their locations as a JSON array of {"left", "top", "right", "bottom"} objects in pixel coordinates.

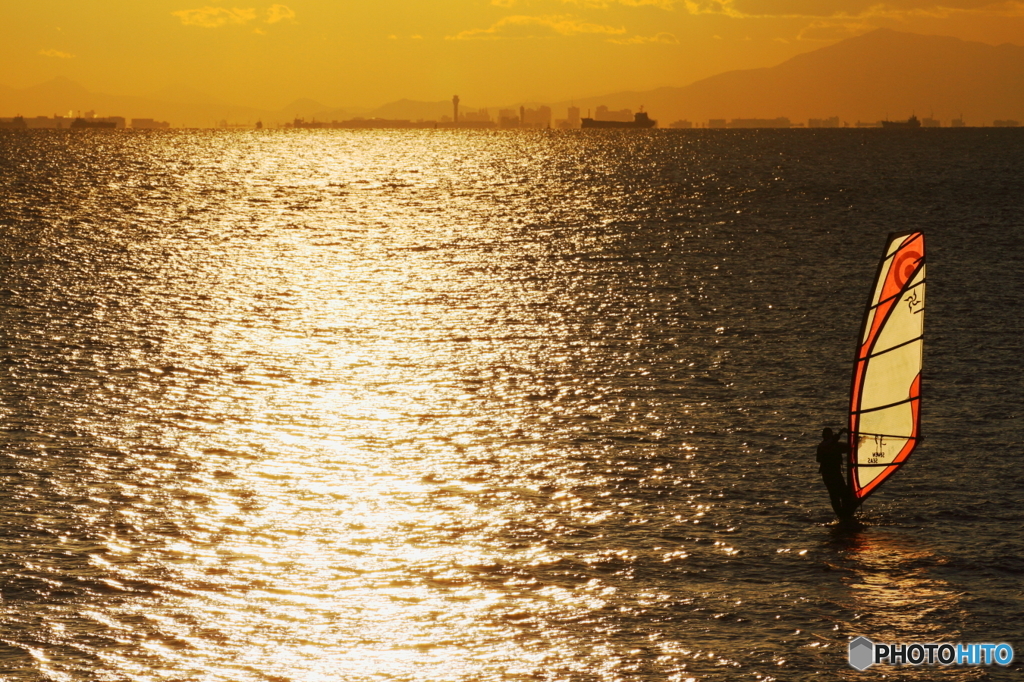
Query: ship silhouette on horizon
[
  {"left": 880, "top": 115, "right": 921, "bottom": 129},
  {"left": 581, "top": 109, "right": 657, "bottom": 129}
]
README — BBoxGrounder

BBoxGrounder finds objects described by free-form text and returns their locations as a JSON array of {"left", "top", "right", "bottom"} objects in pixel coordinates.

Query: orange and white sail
[{"left": 849, "top": 232, "right": 925, "bottom": 503}]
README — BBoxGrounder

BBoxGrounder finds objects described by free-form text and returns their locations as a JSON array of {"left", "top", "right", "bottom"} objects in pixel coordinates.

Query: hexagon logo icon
[{"left": 849, "top": 636, "right": 875, "bottom": 671}]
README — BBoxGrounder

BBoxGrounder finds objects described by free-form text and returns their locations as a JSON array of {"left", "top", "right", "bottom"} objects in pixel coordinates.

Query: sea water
[{"left": 0, "top": 128, "right": 1021, "bottom": 681}]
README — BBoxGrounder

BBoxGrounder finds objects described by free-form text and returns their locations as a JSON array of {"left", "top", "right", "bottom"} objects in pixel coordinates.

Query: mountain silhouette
[{"left": 563, "top": 29, "right": 1024, "bottom": 126}]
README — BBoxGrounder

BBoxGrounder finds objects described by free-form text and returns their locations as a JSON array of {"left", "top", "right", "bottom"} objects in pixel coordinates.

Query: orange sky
[{"left": 3, "top": 1, "right": 1023, "bottom": 109}]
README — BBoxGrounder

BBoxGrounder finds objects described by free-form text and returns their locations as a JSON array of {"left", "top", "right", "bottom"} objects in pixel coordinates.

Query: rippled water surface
[{"left": 0, "top": 129, "right": 1022, "bottom": 681}]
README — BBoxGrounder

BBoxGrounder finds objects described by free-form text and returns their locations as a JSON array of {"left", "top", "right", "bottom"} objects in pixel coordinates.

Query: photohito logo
[{"left": 848, "top": 636, "right": 1014, "bottom": 671}]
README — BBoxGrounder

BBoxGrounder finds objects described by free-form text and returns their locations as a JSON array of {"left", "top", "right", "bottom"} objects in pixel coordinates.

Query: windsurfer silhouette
[{"left": 817, "top": 427, "right": 855, "bottom": 521}]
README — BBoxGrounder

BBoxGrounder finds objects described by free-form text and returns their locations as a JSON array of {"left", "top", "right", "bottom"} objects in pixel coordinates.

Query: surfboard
[{"left": 848, "top": 231, "right": 926, "bottom": 507}]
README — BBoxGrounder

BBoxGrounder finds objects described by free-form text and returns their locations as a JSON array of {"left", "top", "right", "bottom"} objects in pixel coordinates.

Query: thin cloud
[
  {"left": 173, "top": 5, "right": 295, "bottom": 28},
  {"left": 265, "top": 4, "right": 296, "bottom": 24},
  {"left": 797, "top": 19, "right": 877, "bottom": 41},
  {"left": 734, "top": 0, "right": 1016, "bottom": 15},
  {"left": 608, "top": 31, "right": 680, "bottom": 43},
  {"left": 679, "top": 1, "right": 746, "bottom": 17},
  {"left": 173, "top": 7, "right": 258, "bottom": 27},
  {"left": 682, "top": 0, "right": 1024, "bottom": 19},
  {"left": 496, "top": 0, "right": 1024, "bottom": 15},
  {"left": 494, "top": 0, "right": 677, "bottom": 7},
  {"left": 992, "top": 0, "right": 1024, "bottom": 15},
  {"left": 39, "top": 49, "right": 75, "bottom": 59},
  {"left": 448, "top": 15, "right": 627, "bottom": 39}
]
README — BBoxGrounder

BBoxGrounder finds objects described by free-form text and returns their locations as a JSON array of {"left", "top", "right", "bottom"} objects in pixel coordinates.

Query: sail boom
[
  {"left": 853, "top": 395, "right": 920, "bottom": 415},
  {"left": 854, "top": 432, "right": 922, "bottom": 441}
]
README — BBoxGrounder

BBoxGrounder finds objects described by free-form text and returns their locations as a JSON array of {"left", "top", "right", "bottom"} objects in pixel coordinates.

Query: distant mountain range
[
  {"left": 558, "top": 29, "right": 1024, "bottom": 126},
  {"left": 2, "top": 29, "right": 1022, "bottom": 127}
]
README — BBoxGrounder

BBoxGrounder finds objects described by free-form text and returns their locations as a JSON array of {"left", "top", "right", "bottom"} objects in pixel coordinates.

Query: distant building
[
  {"left": 555, "top": 106, "right": 582, "bottom": 130},
  {"left": 728, "top": 117, "right": 791, "bottom": 128},
  {"left": 23, "top": 115, "right": 69, "bottom": 129},
  {"left": 567, "top": 106, "right": 580, "bottom": 128},
  {"left": 993, "top": 119, "right": 1020, "bottom": 127},
  {"left": 132, "top": 118, "right": 170, "bottom": 129},
  {"left": 519, "top": 106, "right": 552, "bottom": 129},
  {"left": 595, "top": 105, "right": 632, "bottom": 122},
  {"left": 289, "top": 118, "right": 327, "bottom": 129},
  {"left": 669, "top": 120, "right": 693, "bottom": 129},
  {"left": 460, "top": 108, "right": 491, "bottom": 123},
  {"left": 708, "top": 119, "right": 727, "bottom": 129},
  {"left": 498, "top": 108, "right": 520, "bottom": 128},
  {"left": 951, "top": 116, "right": 966, "bottom": 128},
  {"left": 2, "top": 114, "right": 128, "bottom": 129},
  {"left": 808, "top": 116, "right": 840, "bottom": 128}
]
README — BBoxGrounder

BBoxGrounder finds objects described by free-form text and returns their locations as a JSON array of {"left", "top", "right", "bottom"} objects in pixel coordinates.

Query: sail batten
[
  {"left": 858, "top": 335, "right": 923, "bottom": 361},
  {"left": 848, "top": 232, "right": 925, "bottom": 504}
]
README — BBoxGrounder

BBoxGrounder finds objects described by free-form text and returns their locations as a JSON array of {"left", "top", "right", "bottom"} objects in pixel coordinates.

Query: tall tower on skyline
[
  {"left": 568, "top": 105, "right": 580, "bottom": 128},
  {"left": 452, "top": 95, "right": 460, "bottom": 125}
]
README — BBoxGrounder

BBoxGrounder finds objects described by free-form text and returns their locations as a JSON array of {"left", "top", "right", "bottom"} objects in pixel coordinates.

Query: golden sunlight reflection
[
  {"left": 10, "top": 129, "right": 1017, "bottom": 682},
  {"left": 61, "top": 132, "right": 692, "bottom": 680},
  {"left": 837, "top": 531, "right": 966, "bottom": 644}
]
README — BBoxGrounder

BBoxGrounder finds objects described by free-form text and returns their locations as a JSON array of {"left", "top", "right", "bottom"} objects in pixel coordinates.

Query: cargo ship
[
  {"left": 880, "top": 115, "right": 921, "bottom": 129},
  {"left": 70, "top": 118, "right": 117, "bottom": 129},
  {"left": 581, "top": 110, "right": 656, "bottom": 129}
]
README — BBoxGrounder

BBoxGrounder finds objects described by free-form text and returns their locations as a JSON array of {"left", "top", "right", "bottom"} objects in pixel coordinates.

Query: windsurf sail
[{"left": 848, "top": 231, "right": 925, "bottom": 505}]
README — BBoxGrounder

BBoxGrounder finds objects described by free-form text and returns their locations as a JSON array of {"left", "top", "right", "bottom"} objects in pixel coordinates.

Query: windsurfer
[{"left": 817, "top": 427, "right": 854, "bottom": 520}]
